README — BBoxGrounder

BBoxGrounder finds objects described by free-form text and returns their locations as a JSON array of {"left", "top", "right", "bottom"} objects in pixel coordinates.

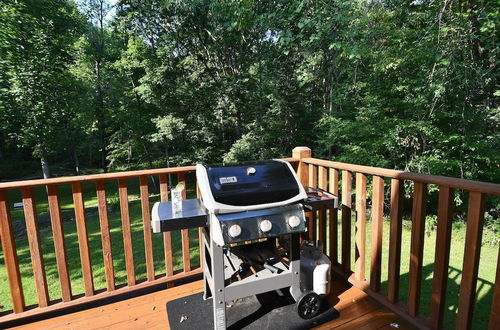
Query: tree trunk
[
  {"left": 99, "top": 125, "right": 107, "bottom": 172},
  {"left": 165, "top": 145, "right": 173, "bottom": 186},
  {"left": 0, "top": 133, "right": 4, "bottom": 159},
  {"left": 127, "top": 136, "right": 132, "bottom": 169},
  {"left": 95, "top": 58, "right": 107, "bottom": 173},
  {"left": 73, "top": 149, "right": 80, "bottom": 176},
  {"left": 142, "top": 140, "right": 158, "bottom": 192},
  {"left": 41, "top": 157, "right": 50, "bottom": 179}
]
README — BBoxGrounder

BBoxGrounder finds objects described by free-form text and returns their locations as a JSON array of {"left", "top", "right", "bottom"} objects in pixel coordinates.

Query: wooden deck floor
[{"left": 11, "top": 279, "right": 416, "bottom": 330}]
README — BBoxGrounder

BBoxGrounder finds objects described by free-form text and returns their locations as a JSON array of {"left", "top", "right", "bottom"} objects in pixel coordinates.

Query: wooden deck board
[{"left": 12, "top": 279, "right": 415, "bottom": 330}]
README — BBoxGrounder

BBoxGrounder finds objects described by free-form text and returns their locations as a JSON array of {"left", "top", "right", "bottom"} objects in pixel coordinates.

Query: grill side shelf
[
  {"left": 151, "top": 199, "right": 209, "bottom": 233},
  {"left": 303, "top": 186, "right": 339, "bottom": 211}
]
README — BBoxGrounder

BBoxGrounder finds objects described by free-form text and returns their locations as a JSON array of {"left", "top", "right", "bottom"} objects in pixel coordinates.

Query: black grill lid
[{"left": 205, "top": 160, "right": 300, "bottom": 206}]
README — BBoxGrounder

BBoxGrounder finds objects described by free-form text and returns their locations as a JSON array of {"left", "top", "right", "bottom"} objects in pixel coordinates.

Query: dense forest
[{"left": 0, "top": 0, "right": 498, "bottom": 185}]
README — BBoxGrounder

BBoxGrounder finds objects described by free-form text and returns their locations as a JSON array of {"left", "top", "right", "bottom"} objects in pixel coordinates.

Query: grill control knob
[
  {"left": 288, "top": 215, "right": 301, "bottom": 228},
  {"left": 260, "top": 219, "right": 272, "bottom": 232},
  {"left": 228, "top": 224, "right": 242, "bottom": 238}
]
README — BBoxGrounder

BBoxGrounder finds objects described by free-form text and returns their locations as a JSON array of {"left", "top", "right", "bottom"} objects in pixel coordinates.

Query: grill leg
[
  {"left": 211, "top": 240, "right": 226, "bottom": 329},
  {"left": 202, "top": 227, "right": 212, "bottom": 300},
  {"left": 289, "top": 233, "right": 302, "bottom": 301}
]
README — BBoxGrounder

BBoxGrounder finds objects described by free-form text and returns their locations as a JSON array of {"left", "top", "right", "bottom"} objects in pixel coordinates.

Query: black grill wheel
[{"left": 297, "top": 291, "right": 321, "bottom": 319}]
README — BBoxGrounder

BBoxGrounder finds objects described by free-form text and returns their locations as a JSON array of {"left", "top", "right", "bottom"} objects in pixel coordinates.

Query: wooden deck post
[
  {"left": 292, "top": 147, "right": 311, "bottom": 186},
  {"left": 293, "top": 147, "right": 311, "bottom": 242}
]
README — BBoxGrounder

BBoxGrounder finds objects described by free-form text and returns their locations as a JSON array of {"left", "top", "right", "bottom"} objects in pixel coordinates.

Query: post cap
[{"left": 292, "top": 147, "right": 311, "bottom": 159}]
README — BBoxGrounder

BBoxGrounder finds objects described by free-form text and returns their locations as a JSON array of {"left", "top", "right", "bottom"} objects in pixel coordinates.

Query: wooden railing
[
  {"left": 0, "top": 148, "right": 499, "bottom": 330},
  {"left": 0, "top": 165, "right": 197, "bottom": 324},
  {"left": 293, "top": 146, "right": 500, "bottom": 330}
]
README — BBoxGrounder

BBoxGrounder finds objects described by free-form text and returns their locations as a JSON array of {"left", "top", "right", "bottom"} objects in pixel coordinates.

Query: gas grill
[{"left": 152, "top": 159, "right": 337, "bottom": 329}]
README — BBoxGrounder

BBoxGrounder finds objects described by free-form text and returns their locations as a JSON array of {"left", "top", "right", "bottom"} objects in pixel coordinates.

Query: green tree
[{"left": 0, "top": 0, "right": 85, "bottom": 178}]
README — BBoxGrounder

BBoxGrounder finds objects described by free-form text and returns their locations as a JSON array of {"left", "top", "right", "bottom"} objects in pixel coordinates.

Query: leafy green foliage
[{"left": 0, "top": 0, "right": 497, "bottom": 186}]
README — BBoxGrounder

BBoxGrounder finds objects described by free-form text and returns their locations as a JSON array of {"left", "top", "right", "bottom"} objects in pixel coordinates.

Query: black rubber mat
[{"left": 166, "top": 289, "right": 339, "bottom": 330}]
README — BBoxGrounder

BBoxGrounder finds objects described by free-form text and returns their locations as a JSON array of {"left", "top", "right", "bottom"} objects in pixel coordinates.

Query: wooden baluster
[
  {"left": 0, "top": 190, "right": 25, "bottom": 312},
  {"left": 308, "top": 165, "right": 318, "bottom": 240},
  {"left": 355, "top": 173, "right": 367, "bottom": 282},
  {"left": 388, "top": 179, "right": 404, "bottom": 303},
  {"left": 370, "top": 176, "right": 384, "bottom": 291},
  {"left": 429, "top": 186, "right": 454, "bottom": 328},
  {"left": 407, "top": 182, "right": 428, "bottom": 316},
  {"left": 159, "top": 174, "right": 174, "bottom": 287},
  {"left": 118, "top": 178, "right": 135, "bottom": 286},
  {"left": 489, "top": 247, "right": 500, "bottom": 330},
  {"left": 178, "top": 173, "right": 191, "bottom": 273},
  {"left": 329, "top": 168, "right": 339, "bottom": 263},
  {"left": 341, "top": 170, "right": 352, "bottom": 271},
  {"left": 47, "top": 185, "right": 72, "bottom": 301},
  {"left": 22, "top": 187, "right": 49, "bottom": 307},
  {"left": 456, "top": 191, "right": 485, "bottom": 330},
  {"left": 318, "top": 167, "right": 327, "bottom": 252},
  {"left": 96, "top": 181, "right": 115, "bottom": 291},
  {"left": 197, "top": 183, "right": 203, "bottom": 269},
  {"left": 309, "top": 164, "right": 318, "bottom": 188},
  {"left": 72, "top": 182, "right": 94, "bottom": 296},
  {"left": 140, "top": 176, "right": 155, "bottom": 281}
]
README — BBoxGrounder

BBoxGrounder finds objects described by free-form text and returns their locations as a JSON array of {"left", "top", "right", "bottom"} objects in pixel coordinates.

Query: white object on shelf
[{"left": 171, "top": 188, "right": 182, "bottom": 215}]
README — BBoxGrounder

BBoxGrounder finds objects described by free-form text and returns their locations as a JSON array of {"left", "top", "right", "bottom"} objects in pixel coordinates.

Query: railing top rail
[
  {"left": 0, "top": 166, "right": 197, "bottom": 190},
  {"left": 303, "top": 157, "right": 500, "bottom": 195},
  {"left": 0, "top": 158, "right": 298, "bottom": 190}
]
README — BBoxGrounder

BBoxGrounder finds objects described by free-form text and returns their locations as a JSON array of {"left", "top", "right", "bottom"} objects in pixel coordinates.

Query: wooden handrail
[
  {"left": 302, "top": 157, "right": 500, "bottom": 195},
  {"left": 0, "top": 166, "right": 195, "bottom": 190}
]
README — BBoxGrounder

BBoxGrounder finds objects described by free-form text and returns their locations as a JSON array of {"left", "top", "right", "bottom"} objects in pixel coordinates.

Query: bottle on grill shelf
[{"left": 171, "top": 183, "right": 184, "bottom": 216}]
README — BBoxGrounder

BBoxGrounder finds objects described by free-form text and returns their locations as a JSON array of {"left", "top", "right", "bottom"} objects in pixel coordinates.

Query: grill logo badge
[{"left": 219, "top": 176, "right": 237, "bottom": 184}]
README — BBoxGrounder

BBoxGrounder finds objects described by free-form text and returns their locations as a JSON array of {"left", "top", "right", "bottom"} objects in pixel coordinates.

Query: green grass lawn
[{"left": 0, "top": 185, "right": 497, "bottom": 330}]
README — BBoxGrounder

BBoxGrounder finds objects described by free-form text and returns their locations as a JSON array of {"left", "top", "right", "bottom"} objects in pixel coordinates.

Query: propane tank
[{"left": 300, "top": 241, "right": 331, "bottom": 295}]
